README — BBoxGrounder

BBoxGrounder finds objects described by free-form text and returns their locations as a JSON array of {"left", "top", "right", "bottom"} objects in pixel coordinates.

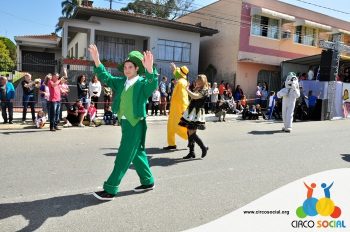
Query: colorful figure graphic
[
  {"left": 304, "top": 182, "right": 316, "bottom": 199},
  {"left": 296, "top": 181, "right": 341, "bottom": 219}
]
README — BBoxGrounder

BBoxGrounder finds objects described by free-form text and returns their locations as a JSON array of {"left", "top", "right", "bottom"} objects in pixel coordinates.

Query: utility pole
[{"left": 110, "top": 0, "right": 112, "bottom": 9}]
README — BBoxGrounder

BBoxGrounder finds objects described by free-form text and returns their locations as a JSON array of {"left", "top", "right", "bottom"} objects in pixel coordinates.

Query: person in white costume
[{"left": 277, "top": 72, "right": 300, "bottom": 133}]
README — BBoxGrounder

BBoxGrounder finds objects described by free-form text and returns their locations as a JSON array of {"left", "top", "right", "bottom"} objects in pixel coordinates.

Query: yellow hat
[{"left": 174, "top": 66, "right": 189, "bottom": 79}]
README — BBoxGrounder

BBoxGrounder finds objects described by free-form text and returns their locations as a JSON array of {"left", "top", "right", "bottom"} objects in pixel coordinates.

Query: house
[
  {"left": 56, "top": 5, "right": 218, "bottom": 81},
  {"left": 177, "top": 0, "right": 350, "bottom": 98},
  {"left": 14, "top": 34, "right": 61, "bottom": 75}
]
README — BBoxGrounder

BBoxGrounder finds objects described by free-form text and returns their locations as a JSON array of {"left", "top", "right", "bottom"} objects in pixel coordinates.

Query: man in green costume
[{"left": 88, "top": 44, "right": 158, "bottom": 200}]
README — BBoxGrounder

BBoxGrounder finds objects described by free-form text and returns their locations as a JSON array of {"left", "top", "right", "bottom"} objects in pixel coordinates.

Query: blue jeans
[
  {"left": 22, "top": 94, "right": 35, "bottom": 121},
  {"left": 49, "top": 101, "right": 61, "bottom": 129},
  {"left": 1, "top": 101, "right": 13, "bottom": 122}
]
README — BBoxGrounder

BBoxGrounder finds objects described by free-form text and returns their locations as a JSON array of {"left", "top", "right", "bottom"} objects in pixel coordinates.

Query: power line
[
  {"left": 0, "top": 9, "right": 53, "bottom": 28},
  {"left": 294, "top": 0, "right": 350, "bottom": 15}
]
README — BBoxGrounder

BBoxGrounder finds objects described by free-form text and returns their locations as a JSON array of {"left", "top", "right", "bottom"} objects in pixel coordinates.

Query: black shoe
[
  {"left": 9, "top": 121, "right": 13, "bottom": 124},
  {"left": 134, "top": 184, "right": 154, "bottom": 193},
  {"left": 163, "top": 145, "right": 177, "bottom": 150},
  {"left": 50, "top": 128, "right": 56, "bottom": 132},
  {"left": 2, "top": 121, "right": 8, "bottom": 124},
  {"left": 183, "top": 152, "right": 195, "bottom": 159},
  {"left": 54, "top": 126, "right": 61, "bottom": 130},
  {"left": 223, "top": 119, "right": 226, "bottom": 122},
  {"left": 93, "top": 190, "right": 115, "bottom": 200},
  {"left": 201, "top": 147, "right": 209, "bottom": 158},
  {"left": 134, "top": 183, "right": 155, "bottom": 192}
]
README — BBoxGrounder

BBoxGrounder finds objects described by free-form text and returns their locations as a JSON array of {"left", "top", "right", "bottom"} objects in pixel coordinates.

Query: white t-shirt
[
  {"left": 211, "top": 87, "right": 219, "bottom": 102},
  {"left": 152, "top": 90, "right": 160, "bottom": 102}
]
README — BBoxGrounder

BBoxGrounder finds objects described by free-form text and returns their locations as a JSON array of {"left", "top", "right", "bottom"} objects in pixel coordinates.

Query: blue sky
[{"left": 0, "top": 0, "right": 349, "bottom": 43}]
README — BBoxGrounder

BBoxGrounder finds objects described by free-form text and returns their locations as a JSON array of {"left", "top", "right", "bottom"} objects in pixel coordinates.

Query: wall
[
  {"left": 177, "top": 0, "right": 242, "bottom": 83},
  {"left": 64, "top": 16, "right": 201, "bottom": 80},
  {"left": 67, "top": 32, "right": 87, "bottom": 58},
  {"left": 237, "top": 62, "right": 279, "bottom": 98}
]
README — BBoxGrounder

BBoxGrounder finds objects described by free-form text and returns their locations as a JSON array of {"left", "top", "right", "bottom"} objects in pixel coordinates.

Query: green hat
[{"left": 118, "top": 51, "right": 145, "bottom": 75}]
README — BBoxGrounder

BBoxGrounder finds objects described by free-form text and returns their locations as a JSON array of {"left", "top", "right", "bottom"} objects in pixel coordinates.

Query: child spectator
[
  {"left": 87, "top": 101, "right": 97, "bottom": 127},
  {"left": 214, "top": 100, "right": 227, "bottom": 122},
  {"left": 63, "top": 99, "right": 86, "bottom": 127},
  {"left": 103, "top": 106, "right": 117, "bottom": 125},
  {"left": 256, "top": 104, "right": 267, "bottom": 120},
  {"left": 241, "top": 104, "right": 250, "bottom": 120},
  {"left": 267, "top": 91, "right": 281, "bottom": 120},
  {"left": 237, "top": 94, "right": 247, "bottom": 110},
  {"left": 249, "top": 105, "right": 259, "bottom": 120},
  {"left": 151, "top": 88, "right": 160, "bottom": 116},
  {"left": 35, "top": 110, "right": 47, "bottom": 129}
]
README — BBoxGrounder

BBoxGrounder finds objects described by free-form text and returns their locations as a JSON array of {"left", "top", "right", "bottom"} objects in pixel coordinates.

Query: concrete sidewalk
[{"left": 0, "top": 110, "right": 240, "bottom": 130}]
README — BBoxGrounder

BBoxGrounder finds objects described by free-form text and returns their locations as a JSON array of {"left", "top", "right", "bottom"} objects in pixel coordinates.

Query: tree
[
  {"left": 121, "top": 0, "right": 194, "bottom": 19},
  {"left": 0, "top": 40, "right": 15, "bottom": 71},
  {"left": 61, "top": 0, "right": 81, "bottom": 18},
  {"left": 0, "top": 37, "right": 16, "bottom": 64},
  {"left": 55, "top": 0, "right": 81, "bottom": 33}
]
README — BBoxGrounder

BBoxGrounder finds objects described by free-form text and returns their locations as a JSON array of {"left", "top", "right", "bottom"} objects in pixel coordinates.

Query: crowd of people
[
  {"left": 0, "top": 70, "right": 119, "bottom": 130},
  {"left": 1, "top": 67, "right": 350, "bottom": 129}
]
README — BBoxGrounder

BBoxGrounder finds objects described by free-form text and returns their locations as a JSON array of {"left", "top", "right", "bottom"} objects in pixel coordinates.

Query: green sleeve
[
  {"left": 93, "top": 64, "right": 123, "bottom": 90},
  {"left": 142, "top": 69, "right": 158, "bottom": 98}
]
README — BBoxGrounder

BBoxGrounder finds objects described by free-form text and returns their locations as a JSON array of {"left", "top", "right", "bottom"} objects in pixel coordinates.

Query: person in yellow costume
[{"left": 163, "top": 63, "right": 189, "bottom": 150}]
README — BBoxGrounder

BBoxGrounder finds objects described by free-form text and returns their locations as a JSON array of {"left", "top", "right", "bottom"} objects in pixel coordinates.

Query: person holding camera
[{"left": 48, "top": 68, "right": 67, "bottom": 131}]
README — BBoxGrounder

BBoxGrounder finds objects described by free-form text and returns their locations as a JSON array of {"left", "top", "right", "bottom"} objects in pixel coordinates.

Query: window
[
  {"left": 75, "top": 43, "right": 78, "bottom": 58},
  {"left": 251, "top": 15, "right": 280, "bottom": 39},
  {"left": 157, "top": 39, "right": 191, "bottom": 63},
  {"left": 95, "top": 35, "right": 136, "bottom": 63},
  {"left": 294, "top": 26, "right": 317, "bottom": 46}
]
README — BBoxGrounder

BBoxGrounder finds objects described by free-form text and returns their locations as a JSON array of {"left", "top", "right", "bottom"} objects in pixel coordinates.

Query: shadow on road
[
  {"left": 130, "top": 156, "right": 200, "bottom": 169},
  {"left": 248, "top": 130, "right": 283, "bottom": 135},
  {"left": 1, "top": 129, "right": 48, "bottom": 135},
  {"left": 0, "top": 193, "right": 107, "bottom": 232},
  {"left": 102, "top": 147, "right": 187, "bottom": 156},
  {"left": 340, "top": 154, "right": 350, "bottom": 162}
]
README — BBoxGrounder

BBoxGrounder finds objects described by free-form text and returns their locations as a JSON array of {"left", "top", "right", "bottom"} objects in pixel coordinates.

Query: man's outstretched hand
[
  {"left": 88, "top": 44, "right": 101, "bottom": 67},
  {"left": 142, "top": 51, "right": 153, "bottom": 74}
]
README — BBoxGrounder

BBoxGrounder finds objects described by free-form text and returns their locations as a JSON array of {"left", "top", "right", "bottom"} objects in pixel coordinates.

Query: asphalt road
[{"left": 0, "top": 119, "right": 349, "bottom": 232}]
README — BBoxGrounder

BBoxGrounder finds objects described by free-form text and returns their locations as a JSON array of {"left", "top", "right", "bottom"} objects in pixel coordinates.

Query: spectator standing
[
  {"left": 48, "top": 69, "right": 66, "bottom": 131},
  {"left": 205, "top": 83, "right": 212, "bottom": 114},
  {"left": 103, "top": 84, "right": 113, "bottom": 111},
  {"left": 21, "top": 73, "right": 36, "bottom": 124},
  {"left": 77, "top": 74, "right": 89, "bottom": 108},
  {"left": 0, "top": 76, "right": 15, "bottom": 124},
  {"left": 210, "top": 82, "right": 219, "bottom": 113},
  {"left": 151, "top": 88, "right": 160, "bottom": 116},
  {"left": 167, "top": 78, "right": 175, "bottom": 101},
  {"left": 59, "top": 76, "right": 70, "bottom": 120},
  {"left": 39, "top": 75, "right": 51, "bottom": 118},
  {"left": 89, "top": 75, "right": 101, "bottom": 109},
  {"left": 260, "top": 86, "right": 268, "bottom": 109},
  {"left": 159, "top": 76, "right": 168, "bottom": 115}
]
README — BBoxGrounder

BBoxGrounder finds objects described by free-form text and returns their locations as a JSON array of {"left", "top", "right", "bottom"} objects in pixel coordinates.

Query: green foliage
[
  {"left": 0, "top": 37, "right": 16, "bottom": 63},
  {"left": 121, "top": 0, "right": 194, "bottom": 19},
  {"left": 56, "top": 0, "right": 80, "bottom": 33},
  {"left": 0, "top": 40, "right": 15, "bottom": 71}
]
